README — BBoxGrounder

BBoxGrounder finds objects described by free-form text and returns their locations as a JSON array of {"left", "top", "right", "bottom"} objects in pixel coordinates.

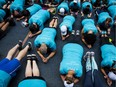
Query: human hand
[{"left": 107, "top": 78, "right": 112, "bottom": 86}]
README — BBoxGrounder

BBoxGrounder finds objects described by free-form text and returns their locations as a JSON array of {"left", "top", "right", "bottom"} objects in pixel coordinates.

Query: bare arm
[
  {"left": 47, "top": 51, "right": 56, "bottom": 60},
  {"left": 96, "top": 25, "right": 101, "bottom": 32},
  {"left": 60, "top": 75, "right": 65, "bottom": 81},
  {"left": 37, "top": 50, "right": 46, "bottom": 61},
  {"left": 16, "top": 16, "right": 25, "bottom": 21},
  {"left": 29, "top": 30, "right": 42, "bottom": 38},
  {"left": 74, "top": 78, "right": 79, "bottom": 84}
]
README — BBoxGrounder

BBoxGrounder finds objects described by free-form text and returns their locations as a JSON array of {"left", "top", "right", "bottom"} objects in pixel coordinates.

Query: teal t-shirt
[
  {"left": 98, "top": 12, "right": 113, "bottom": 25},
  {"left": 18, "top": 79, "right": 46, "bottom": 87},
  {"left": 0, "top": 0, "right": 6, "bottom": 8},
  {"left": 0, "top": 9, "right": 6, "bottom": 22},
  {"left": 60, "top": 15, "right": 75, "bottom": 32},
  {"left": 34, "top": 28, "right": 56, "bottom": 51},
  {"left": 91, "top": 0, "right": 96, "bottom": 4},
  {"left": 26, "top": 4, "right": 42, "bottom": 16},
  {"left": 101, "top": 44, "right": 116, "bottom": 67},
  {"left": 0, "top": 70, "right": 11, "bottom": 87},
  {"left": 57, "top": 2, "right": 69, "bottom": 13},
  {"left": 108, "top": 5, "right": 116, "bottom": 19},
  {"left": 108, "top": 0, "right": 116, "bottom": 6},
  {"left": 82, "top": 19, "right": 98, "bottom": 34},
  {"left": 60, "top": 43, "right": 83, "bottom": 78},
  {"left": 10, "top": 0, "right": 25, "bottom": 13},
  {"left": 29, "top": 9, "right": 50, "bottom": 30},
  {"left": 82, "top": 2, "right": 92, "bottom": 11},
  {"left": 69, "top": 1, "right": 81, "bottom": 8}
]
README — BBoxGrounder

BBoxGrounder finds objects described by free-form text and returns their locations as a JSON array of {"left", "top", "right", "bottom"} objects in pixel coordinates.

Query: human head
[
  {"left": 105, "top": 18, "right": 112, "bottom": 26},
  {"left": 22, "top": 10, "right": 30, "bottom": 17},
  {"left": 39, "top": 43, "right": 47, "bottom": 54},
  {"left": 60, "top": 25, "right": 67, "bottom": 36},
  {"left": 111, "top": 61, "right": 116, "bottom": 72},
  {"left": 13, "top": 10, "right": 22, "bottom": 18},
  {"left": 84, "top": 31, "right": 96, "bottom": 46},
  {"left": 29, "top": 23, "right": 38, "bottom": 33},
  {"left": 59, "top": 8, "right": 65, "bottom": 15}
]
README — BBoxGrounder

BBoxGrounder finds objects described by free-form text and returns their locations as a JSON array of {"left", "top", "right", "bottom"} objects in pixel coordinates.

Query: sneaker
[
  {"left": 31, "top": 54, "right": 37, "bottom": 61},
  {"left": 71, "top": 30, "right": 75, "bottom": 35},
  {"left": 90, "top": 51, "right": 95, "bottom": 57},
  {"left": 27, "top": 54, "right": 32, "bottom": 60},
  {"left": 28, "top": 42, "right": 32, "bottom": 51},
  {"left": 83, "top": 51, "right": 91, "bottom": 61},
  {"left": 76, "top": 30, "right": 80, "bottom": 35},
  {"left": 18, "top": 40, "right": 23, "bottom": 51}
]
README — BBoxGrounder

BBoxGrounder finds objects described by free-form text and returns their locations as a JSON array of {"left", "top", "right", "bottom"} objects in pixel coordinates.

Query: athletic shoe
[
  {"left": 83, "top": 51, "right": 91, "bottom": 61},
  {"left": 90, "top": 51, "right": 95, "bottom": 58},
  {"left": 28, "top": 42, "right": 33, "bottom": 51},
  {"left": 27, "top": 54, "right": 32, "bottom": 60},
  {"left": 71, "top": 30, "right": 75, "bottom": 35},
  {"left": 31, "top": 54, "right": 38, "bottom": 61},
  {"left": 76, "top": 30, "right": 80, "bottom": 36},
  {"left": 18, "top": 40, "right": 23, "bottom": 51}
]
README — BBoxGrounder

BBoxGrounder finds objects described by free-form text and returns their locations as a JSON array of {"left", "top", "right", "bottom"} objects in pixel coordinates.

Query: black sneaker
[
  {"left": 18, "top": 40, "right": 23, "bottom": 51},
  {"left": 28, "top": 42, "right": 32, "bottom": 51},
  {"left": 27, "top": 54, "right": 32, "bottom": 60},
  {"left": 31, "top": 54, "right": 37, "bottom": 61}
]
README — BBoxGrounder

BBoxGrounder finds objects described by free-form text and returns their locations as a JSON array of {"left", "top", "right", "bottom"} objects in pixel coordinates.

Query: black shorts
[
  {"left": 3, "top": 9, "right": 11, "bottom": 19},
  {"left": 23, "top": 76, "right": 45, "bottom": 81},
  {"left": 100, "top": 37, "right": 112, "bottom": 46}
]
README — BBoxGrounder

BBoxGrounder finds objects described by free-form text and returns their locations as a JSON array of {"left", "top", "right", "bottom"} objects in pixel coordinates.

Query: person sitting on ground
[
  {"left": 34, "top": 27, "right": 57, "bottom": 63},
  {"left": 57, "top": 1, "right": 69, "bottom": 16},
  {"left": 27, "top": 9, "right": 51, "bottom": 38},
  {"left": 100, "top": 34, "right": 116, "bottom": 86},
  {"left": 59, "top": 15, "right": 75, "bottom": 40},
  {"left": 83, "top": 51, "right": 105, "bottom": 87},
  {"left": 81, "top": 1, "right": 92, "bottom": 17},
  {"left": 0, "top": 41, "right": 32, "bottom": 87},
  {"left": 60, "top": 43, "right": 83, "bottom": 87},
  {"left": 69, "top": 0, "right": 81, "bottom": 16},
  {"left": 0, "top": 17, "right": 15, "bottom": 39},
  {"left": 97, "top": 12, "right": 113, "bottom": 35},
  {"left": 18, "top": 54, "right": 47, "bottom": 87},
  {"left": 81, "top": 19, "right": 98, "bottom": 48},
  {"left": 10, "top": 0, "right": 25, "bottom": 18},
  {"left": 16, "top": 4, "right": 42, "bottom": 21}
]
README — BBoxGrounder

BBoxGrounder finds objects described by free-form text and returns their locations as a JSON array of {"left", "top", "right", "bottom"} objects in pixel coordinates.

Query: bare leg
[
  {"left": 1, "top": 22, "right": 9, "bottom": 31},
  {"left": 16, "top": 45, "right": 29, "bottom": 61},
  {"left": 32, "top": 60, "right": 40, "bottom": 76},
  {"left": 25, "top": 60, "right": 32, "bottom": 77},
  {"left": 3, "top": 4, "right": 7, "bottom": 9},
  {"left": 53, "top": 19, "right": 58, "bottom": 28},
  {"left": 6, "top": 44, "right": 19, "bottom": 60},
  {"left": 7, "top": 5, "right": 10, "bottom": 9},
  {"left": 49, "top": 19, "right": 55, "bottom": 27},
  {"left": 0, "top": 22, "right": 5, "bottom": 28}
]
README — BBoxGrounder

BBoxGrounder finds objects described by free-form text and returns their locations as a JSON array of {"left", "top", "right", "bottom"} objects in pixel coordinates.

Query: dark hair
[
  {"left": 106, "top": 18, "right": 112, "bottom": 23},
  {"left": 29, "top": 24, "right": 39, "bottom": 33},
  {"left": 65, "top": 77, "right": 73, "bottom": 84},
  {"left": 13, "top": 10, "right": 23, "bottom": 18},
  {"left": 84, "top": 33, "right": 96, "bottom": 46},
  {"left": 83, "top": 5, "right": 90, "bottom": 14},
  {"left": 22, "top": 10, "right": 30, "bottom": 17}
]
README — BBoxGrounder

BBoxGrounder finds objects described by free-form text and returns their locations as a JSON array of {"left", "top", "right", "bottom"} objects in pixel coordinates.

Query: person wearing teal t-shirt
[
  {"left": 100, "top": 34, "right": 116, "bottom": 86},
  {"left": 34, "top": 27, "right": 57, "bottom": 63},
  {"left": 57, "top": 2, "right": 69, "bottom": 16},
  {"left": 81, "top": 19, "right": 98, "bottom": 48},
  {"left": 60, "top": 43, "right": 83, "bottom": 87},
  {"left": 10, "top": 0, "right": 25, "bottom": 18},
  {"left": 18, "top": 54, "right": 47, "bottom": 87},
  {"left": 59, "top": 15, "right": 75, "bottom": 40},
  {"left": 16, "top": 4, "right": 42, "bottom": 21}
]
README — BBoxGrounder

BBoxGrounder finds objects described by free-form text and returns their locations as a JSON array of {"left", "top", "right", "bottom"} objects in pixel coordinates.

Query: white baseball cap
[
  {"left": 64, "top": 81, "right": 74, "bottom": 87},
  {"left": 73, "top": 0, "right": 77, "bottom": 3},
  {"left": 59, "top": 8, "right": 65, "bottom": 15},
  {"left": 60, "top": 25, "right": 67, "bottom": 35}
]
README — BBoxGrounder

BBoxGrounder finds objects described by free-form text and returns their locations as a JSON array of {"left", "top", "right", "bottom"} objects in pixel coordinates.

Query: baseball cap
[
  {"left": 64, "top": 81, "right": 74, "bottom": 87},
  {"left": 73, "top": 0, "right": 77, "bottom": 3},
  {"left": 60, "top": 25, "right": 67, "bottom": 35},
  {"left": 59, "top": 8, "right": 65, "bottom": 15}
]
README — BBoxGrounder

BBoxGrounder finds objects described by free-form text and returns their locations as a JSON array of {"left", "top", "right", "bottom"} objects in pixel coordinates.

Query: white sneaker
[
  {"left": 76, "top": 30, "right": 80, "bottom": 35},
  {"left": 71, "top": 30, "right": 75, "bottom": 35}
]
